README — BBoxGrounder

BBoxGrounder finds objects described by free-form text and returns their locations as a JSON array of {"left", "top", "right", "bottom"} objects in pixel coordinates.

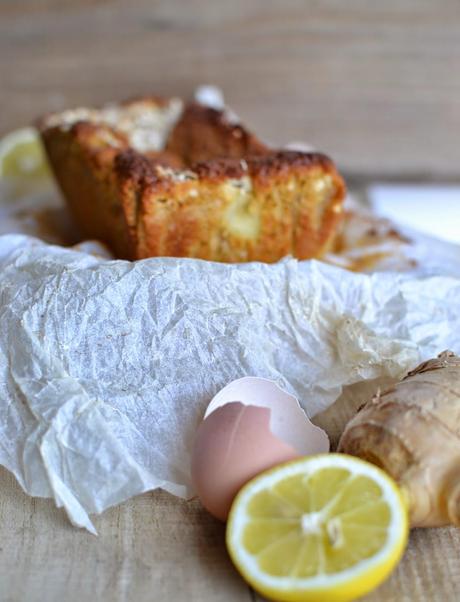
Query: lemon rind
[{"left": 227, "top": 454, "right": 408, "bottom": 596}]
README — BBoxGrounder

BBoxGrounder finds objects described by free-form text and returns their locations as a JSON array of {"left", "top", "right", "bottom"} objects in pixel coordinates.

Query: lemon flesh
[
  {"left": 0, "top": 127, "right": 50, "bottom": 182},
  {"left": 226, "top": 454, "right": 408, "bottom": 602}
]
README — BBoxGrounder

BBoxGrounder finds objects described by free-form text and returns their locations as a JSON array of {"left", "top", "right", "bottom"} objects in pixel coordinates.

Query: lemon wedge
[
  {"left": 0, "top": 127, "right": 50, "bottom": 183},
  {"left": 226, "top": 454, "right": 408, "bottom": 602}
]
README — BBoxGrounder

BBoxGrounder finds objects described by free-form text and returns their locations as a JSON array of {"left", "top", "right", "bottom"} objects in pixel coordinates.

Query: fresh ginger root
[{"left": 338, "top": 351, "right": 460, "bottom": 528}]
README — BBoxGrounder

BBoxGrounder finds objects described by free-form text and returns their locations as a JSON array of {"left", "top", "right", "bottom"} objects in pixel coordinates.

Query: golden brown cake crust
[
  {"left": 166, "top": 102, "right": 268, "bottom": 165},
  {"left": 115, "top": 149, "right": 337, "bottom": 186},
  {"left": 39, "top": 96, "right": 346, "bottom": 263}
]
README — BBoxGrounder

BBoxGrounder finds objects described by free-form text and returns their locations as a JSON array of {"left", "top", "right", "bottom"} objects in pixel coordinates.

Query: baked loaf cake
[{"left": 39, "top": 96, "right": 346, "bottom": 262}]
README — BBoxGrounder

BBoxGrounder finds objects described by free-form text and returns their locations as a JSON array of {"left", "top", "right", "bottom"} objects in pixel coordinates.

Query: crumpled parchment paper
[{"left": 1, "top": 111, "right": 460, "bottom": 532}]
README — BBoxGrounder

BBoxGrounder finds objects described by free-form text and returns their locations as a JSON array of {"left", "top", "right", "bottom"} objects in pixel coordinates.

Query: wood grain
[
  {"left": 0, "top": 469, "right": 250, "bottom": 602},
  {"left": 2, "top": 380, "right": 460, "bottom": 602},
  {"left": 2, "top": 1, "right": 460, "bottom": 179}
]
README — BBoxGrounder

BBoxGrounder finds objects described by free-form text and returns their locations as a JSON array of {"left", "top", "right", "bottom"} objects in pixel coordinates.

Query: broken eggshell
[{"left": 191, "top": 377, "right": 330, "bottom": 521}]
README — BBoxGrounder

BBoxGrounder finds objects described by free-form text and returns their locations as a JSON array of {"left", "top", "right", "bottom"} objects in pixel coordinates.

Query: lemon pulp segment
[
  {"left": 226, "top": 454, "right": 408, "bottom": 602},
  {"left": 0, "top": 128, "right": 50, "bottom": 181}
]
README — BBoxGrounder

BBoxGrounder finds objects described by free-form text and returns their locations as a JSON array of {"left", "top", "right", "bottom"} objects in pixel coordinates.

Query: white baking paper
[{"left": 1, "top": 138, "right": 460, "bottom": 533}]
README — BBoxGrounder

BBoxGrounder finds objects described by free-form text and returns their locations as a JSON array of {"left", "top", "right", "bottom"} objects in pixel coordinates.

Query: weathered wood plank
[
  {"left": 1, "top": 380, "right": 460, "bottom": 601},
  {"left": 2, "top": 1, "right": 460, "bottom": 178},
  {"left": 0, "top": 466, "right": 251, "bottom": 602}
]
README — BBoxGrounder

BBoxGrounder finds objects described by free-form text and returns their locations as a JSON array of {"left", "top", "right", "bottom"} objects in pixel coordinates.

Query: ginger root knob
[{"left": 338, "top": 351, "right": 460, "bottom": 528}]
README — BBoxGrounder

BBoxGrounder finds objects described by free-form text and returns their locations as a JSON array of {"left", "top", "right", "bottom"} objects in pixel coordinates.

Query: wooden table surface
[
  {"left": 2, "top": 2, "right": 460, "bottom": 601},
  {"left": 2, "top": 383, "right": 460, "bottom": 602}
]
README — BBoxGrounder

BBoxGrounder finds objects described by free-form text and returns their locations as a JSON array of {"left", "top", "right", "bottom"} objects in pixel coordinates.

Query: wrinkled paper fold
[{"left": 1, "top": 230, "right": 460, "bottom": 532}]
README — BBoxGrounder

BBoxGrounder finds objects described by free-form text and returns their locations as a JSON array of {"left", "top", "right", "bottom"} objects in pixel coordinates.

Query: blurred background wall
[{"left": 2, "top": 0, "right": 460, "bottom": 180}]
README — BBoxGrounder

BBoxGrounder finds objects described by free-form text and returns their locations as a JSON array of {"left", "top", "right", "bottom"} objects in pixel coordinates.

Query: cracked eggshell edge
[{"left": 204, "top": 376, "right": 330, "bottom": 456}]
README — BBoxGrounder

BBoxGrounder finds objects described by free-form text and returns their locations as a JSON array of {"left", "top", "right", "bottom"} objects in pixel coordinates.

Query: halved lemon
[
  {"left": 226, "top": 454, "right": 408, "bottom": 602},
  {"left": 0, "top": 127, "right": 50, "bottom": 182}
]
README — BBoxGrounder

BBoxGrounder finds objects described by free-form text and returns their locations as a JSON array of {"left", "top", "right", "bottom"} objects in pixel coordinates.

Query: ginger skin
[{"left": 338, "top": 351, "right": 460, "bottom": 528}]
